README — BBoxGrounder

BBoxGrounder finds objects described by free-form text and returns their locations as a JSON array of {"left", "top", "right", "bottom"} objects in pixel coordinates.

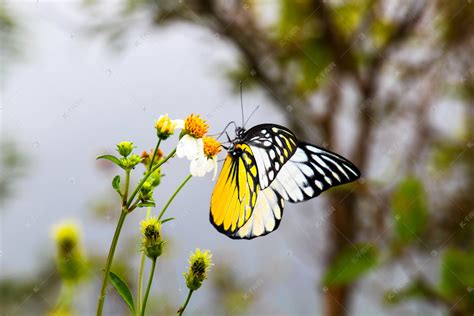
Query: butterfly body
[{"left": 210, "top": 123, "right": 360, "bottom": 239}]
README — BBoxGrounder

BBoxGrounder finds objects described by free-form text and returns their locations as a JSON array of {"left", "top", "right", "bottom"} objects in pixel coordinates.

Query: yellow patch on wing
[{"left": 210, "top": 144, "right": 260, "bottom": 235}]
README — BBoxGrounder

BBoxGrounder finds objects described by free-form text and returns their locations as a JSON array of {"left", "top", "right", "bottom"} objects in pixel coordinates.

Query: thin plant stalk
[
  {"left": 97, "top": 148, "right": 175, "bottom": 315},
  {"left": 126, "top": 148, "right": 176, "bottom": 208},
  {"left": 96, "top": 210, "right": 128, "bottom": 316},
  {"left": 148, "top": 139, "right": 161, "bottom": 172},
  {"left": 178, "top": 290, "right": 194, "bottom": 316},
  {"left": 140, "top": 258, "right": 157, "bottom": 316},
  {"left": 136, "top": 208, "right": 151, "bottom": 315},
  {"left": 158, "top": 174, "right": 192, "bottom": 221}
]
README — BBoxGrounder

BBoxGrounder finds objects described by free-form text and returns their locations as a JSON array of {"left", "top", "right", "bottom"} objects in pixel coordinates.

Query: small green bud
[
  {"left": 183, "top": 248, "right": 213, "bottom": 291},
  {"left": 139, "top": 182, "right": 154, "bottom": 201},
  {"left": 148, "top": 168, "right": 161, "bottom": 187},
  {"left": 140, "top": 217, "right": 164, "bottom": 259},
  {"left": 141, "top": 182, "right": 153, "bottom": 195},
  {"left": 128, "top": 154, "right": 141, "bottom": 167},
  {"left": 116, "top": 141, "right": 135, "bottom": 157},
  {"left": 120, "top": 154, "right": 142, "bottom": 170}
]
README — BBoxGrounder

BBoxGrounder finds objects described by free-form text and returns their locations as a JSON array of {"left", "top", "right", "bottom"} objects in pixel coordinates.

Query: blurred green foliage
[
  {"left": 391, "top": 177, "right": 428, "bottom": 244},
  {"left": 323, "top": 243, "right": 378, "bottom": 287},
  {"left": 0, "top": 140, "right": 28, "bottom": 206},
  {"left": 440, "top": 248, "right": 474, "bottom": 311}
]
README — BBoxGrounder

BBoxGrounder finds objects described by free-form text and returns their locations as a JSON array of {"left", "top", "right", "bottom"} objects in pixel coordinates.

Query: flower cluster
[
  {"left": 115, "top": 141, "right": 142, "bottom": 170},
  {"left": 95, "top": 112, "right": 218, "bottom": 316},
  {"left": 177, "top": 114, "right": 221, "bottom": 178}
]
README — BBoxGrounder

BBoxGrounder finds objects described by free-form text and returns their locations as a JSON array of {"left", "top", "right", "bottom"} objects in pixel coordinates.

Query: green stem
[
  {"left": 178, "top": 290, "right": 193, "bottom": 316},
  {"left": 136, "top": 254, "right": 146, "bottom": 316},
  {"left": 136, "top": 208, "right": 151, "bottom": 316},
  {"left": 122, "top": 170, "right": 131, "bottom": 206},
  {"left": 158, "top": 174, "right": 192, "bottom": 221},
  {"left": 96, "top": 210, "right": 128, "bottom": 316},
  {"left": 141, "top": 258, "right": 157, "bottom": 316},
  {"left": 126, "top": 148, "right": 176, "bottom": 208},
  {"left": 55, "top": 282, "right": 75, "bottom": 312},
  {"left": 148, "top": 139, "right": 161, "bottom": 172}
]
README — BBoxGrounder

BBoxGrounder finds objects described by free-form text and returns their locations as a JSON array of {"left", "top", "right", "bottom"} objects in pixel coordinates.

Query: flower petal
[
  {"left": 173, "top": 119, "right": 184, "bottom": 130},
  {"left": 177, "top": 135, "right": 203, "bottom": 160},
  {"left": 190, "top": 155, "right": 208, "bottom": 177},
  {"left": 211, "top": 157, "right": 218, "bottom": 181}
]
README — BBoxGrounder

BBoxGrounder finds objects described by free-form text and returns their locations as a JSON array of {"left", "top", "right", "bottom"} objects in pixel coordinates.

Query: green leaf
[
  {"left": 112, "top": 175, "right": 122, "bottom": 196},
  {"left": 440, "top": 248, "right": 474, "bottom": 299},
  {"left": 160, "top": 217, "right": 175, "bottom": 224},
  {"left": 323, "top": 243, "right": 379, "bottom": 287},
  {"left": 108, "top": 271, "right": 135, "bottom": 313},
  {"left": 97, "top": 154, "right": 122, "bottom": 168},
  {"left": 137, "top": 201, "right": 155, "bottom": 208},
  {"left": 391, "top": 177, "right": 428, "bottom": 243}
]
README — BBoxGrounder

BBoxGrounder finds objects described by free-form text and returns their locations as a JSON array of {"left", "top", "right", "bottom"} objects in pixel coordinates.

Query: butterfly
[{"left": 210, "top": 123, "right": 361, "bottom": 239}]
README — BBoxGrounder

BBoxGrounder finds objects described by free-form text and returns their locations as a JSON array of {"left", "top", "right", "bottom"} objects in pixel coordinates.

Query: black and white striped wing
[
  {"left": 230, "top": 186, "right": 285, "bottom": 239},
  {"left": 270, "top": 142, "right": 361, "bottom": 203},
  {"left": 229, "top": 142, "right": 360, "bottom": 239},
  {"left": 243, "top": 124, "right": 298, "bottom": 189}
]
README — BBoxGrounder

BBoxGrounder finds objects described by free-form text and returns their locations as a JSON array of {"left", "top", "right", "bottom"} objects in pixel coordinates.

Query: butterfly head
[
  {"left": 235, "top": 126, "right": 246, "bottom": 139},
  {"left": 224, "top": 126, "right": 246, "bottom": 156}
]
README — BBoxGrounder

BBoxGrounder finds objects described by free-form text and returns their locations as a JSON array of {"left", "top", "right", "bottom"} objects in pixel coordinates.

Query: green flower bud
[
  {"left": 183, "top": 248, "right": 213, "bottom": 291},
  {"left": 121, "top": 154, "right": 142, "bottom": 170},
  {"left": 116, "top": 141, "right": 135, "bottom": 157},
  {"left": 147, "top": 168, "right": 161, "bottom": 187},
  {"left": 140, "top": 217, "right": 164, "bottom": 259},
  {"left": 140, "top": 182, "right": 154, "bottom": 200}
]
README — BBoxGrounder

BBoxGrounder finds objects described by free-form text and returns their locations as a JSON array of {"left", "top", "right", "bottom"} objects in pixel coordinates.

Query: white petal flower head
[
  {"left": 177, "top": 134, "right": 204, "bottom": 160},
  {"left": 190, "top": 136, "right": 221, "bottom": 179},
  {"left": 176, "top": 114, "right": 209, "bottom": 160}
]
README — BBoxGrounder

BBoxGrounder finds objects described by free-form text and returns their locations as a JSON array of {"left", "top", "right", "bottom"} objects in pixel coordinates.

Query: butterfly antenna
[
  {"left": 210, "top": 121, "right": 237, "bottom": 140},
  {"left": 244, "top": 105, "right": 260, "bottom": 127},
  {"left": 240, "top": 81, "right": 245, "bottom": 127}
]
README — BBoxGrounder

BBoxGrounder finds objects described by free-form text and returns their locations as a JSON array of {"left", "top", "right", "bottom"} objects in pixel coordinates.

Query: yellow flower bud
[
  {"left": 183, "top": 248, "right": 213, "bottom": 291},
  {"left": 155, "top": 114, "right": 177, "bottom": 140},
  {"left": 140, "top": 217, "right": 165, "bottom": 259},
  {"left": 52, "top": 221, "right": 87, "bottom": 283}
]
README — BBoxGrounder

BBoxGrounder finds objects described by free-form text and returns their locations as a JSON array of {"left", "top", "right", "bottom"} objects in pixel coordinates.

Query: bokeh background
[{"left": 1, "top": 1, "right": 473, "bottom": 315}]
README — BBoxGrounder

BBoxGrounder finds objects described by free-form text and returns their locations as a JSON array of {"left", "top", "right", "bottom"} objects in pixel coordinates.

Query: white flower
[
  {"left": 188, "top": 136, "right": 221, "bottom": 179},
  {"left": 177, "top": 134, "right": 203, "bottom": 160},
  {"left": 190, "top": 154, "right": 218, "bottom": 179}
]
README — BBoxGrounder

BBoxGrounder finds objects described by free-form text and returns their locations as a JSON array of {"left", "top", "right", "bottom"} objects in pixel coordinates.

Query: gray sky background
[{"left": 0, "top": 2, "right": 449, "bottom": 315}]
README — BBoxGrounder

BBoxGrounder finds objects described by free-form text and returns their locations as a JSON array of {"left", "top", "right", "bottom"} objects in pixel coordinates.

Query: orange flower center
[
  {"left": 184, "top": 114, "right": 209, "bottom": 138},
  {"left": 203, "top": 137, "right": 222, "bottom": 158}
]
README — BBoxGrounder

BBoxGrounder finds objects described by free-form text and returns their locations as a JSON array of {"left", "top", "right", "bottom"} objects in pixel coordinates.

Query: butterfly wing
[
  {"left": 210, "top": 143, "right": 260, "bottom": 236},
  {"left": 229, "top": 186, "right": 285, "bottom": 239},
  {"left": 243, "top": 124, "right": 298, "bottom": 189},
  {"left": 231, "top": 142, "right": 360, "bottom": 239},
  {"left": 270, "top": 142, "right": 361, "bottom": 203}
]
